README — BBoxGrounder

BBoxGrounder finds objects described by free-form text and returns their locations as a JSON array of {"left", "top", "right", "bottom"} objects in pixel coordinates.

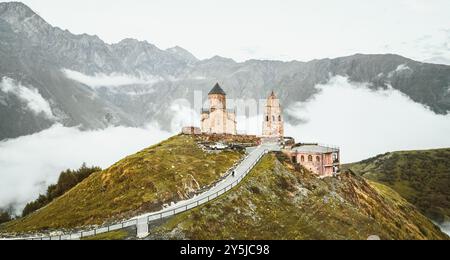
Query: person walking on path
[{"left": 232, "top": 170, "right": 235, "bottom": 177}]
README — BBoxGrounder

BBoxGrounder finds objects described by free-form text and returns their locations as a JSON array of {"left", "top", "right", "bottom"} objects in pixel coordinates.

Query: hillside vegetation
[
  {"left": 1, "top": 135, "right": 243, "bottom": 233},
  {"left": 0, "top": 211, "right": 11, "bottom": 225},
  {"left": 22, "top": 164, "right": 102, "bottom": 217},
  {"left": 344, "top": 148, "right": 450, "bottom": 223},
  {"left": 152, "top": 153, "right": 447, "bottom": 240},
  {"left": 81, "top": 230, "right": 130, "bottom": 241}
]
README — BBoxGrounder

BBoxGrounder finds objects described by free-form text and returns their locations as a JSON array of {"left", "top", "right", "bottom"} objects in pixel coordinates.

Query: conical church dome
[{"left": 209, "top": 83, "right": 227, "bottom": 95}]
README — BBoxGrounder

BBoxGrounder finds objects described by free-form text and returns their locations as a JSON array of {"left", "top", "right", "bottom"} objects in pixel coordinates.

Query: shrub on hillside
[
  {"left": 0, "top": 210, "right": 11, "bottom": 224},
  {"left": 22, "top": 163, "right": 101, "bottom": 217}
]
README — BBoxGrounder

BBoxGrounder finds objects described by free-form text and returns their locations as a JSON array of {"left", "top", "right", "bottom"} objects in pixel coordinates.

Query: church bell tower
[{"left": 262, "top": 91, "right": 284, "bottom": 137}]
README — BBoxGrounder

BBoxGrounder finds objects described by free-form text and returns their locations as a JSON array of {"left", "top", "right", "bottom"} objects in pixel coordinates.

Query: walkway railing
[
  {"left": 143, "top": 148, "right": 268, "bottom": 224},
  {"left": 18, "top": 146, "right": 269, "bottom": 240}
]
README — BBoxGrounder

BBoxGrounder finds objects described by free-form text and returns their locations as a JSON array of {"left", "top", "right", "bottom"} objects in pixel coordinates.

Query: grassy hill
[
  {"left": 1, "top": 135, "right": 244, "bottom": 233},
  {"left": 344, "top": 148, "right": 450, "bottom": 224},
  {"left": 2, "top": 136, "right": 447, "bottom": 240},
  {"left": 151, "top": 153, "right": 447, "bottom": 240}
]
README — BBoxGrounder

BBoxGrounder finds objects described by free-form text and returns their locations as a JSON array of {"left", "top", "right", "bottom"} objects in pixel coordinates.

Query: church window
[
  {"left": 301, "top": 156, "right": 305, "bottom": 162},
  {"left": 272, "top": 116, "right": 275, "bottom": 121},
  {"left": 279, "top": 115, "right": 281, "bottom": 121},
  {"left": 308, "top": 155, "right": 313, "bottom": 162},
  {"left": 316, "top": 156, "right": 320, "bottom": 162},
  {"left": 266, "top": 116, "right": 269, "bottom": 122}
]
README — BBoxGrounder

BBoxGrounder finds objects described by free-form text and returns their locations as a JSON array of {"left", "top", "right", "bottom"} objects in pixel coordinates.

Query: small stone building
[
  {"left": 182, "top": 126, "right": 201, "bottom": 135},
  {"left": 201, "top": 83, "right": 237, "bottom": 135},
  {"left": 262, "top": 91, "right": 284, "bottom": 138},
  {"left": 284, "top": 144, "right": 340, "bottom": 177}
]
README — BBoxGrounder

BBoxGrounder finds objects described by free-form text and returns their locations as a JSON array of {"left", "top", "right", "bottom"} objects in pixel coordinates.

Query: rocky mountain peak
[
  {"left": 113, "top": 38, "right": 159, "bottom": 52},
  {"left": 208, "top": 55, "right": 235, "bottom": 62},
  {"left": 0, "top": 1, "right": 52, "bottom": 39},
  {"left": 0, "top": 2, "right": 35, "bottom": 18},
  {"left": 116, "top": 38, "right": 146, "bottom": 45},
  {"left": 166, "top": 46, "right": 198, "bottom": 63}
]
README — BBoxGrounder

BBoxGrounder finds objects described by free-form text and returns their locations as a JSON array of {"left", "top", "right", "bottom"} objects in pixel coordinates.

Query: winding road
[{"left": 132, "top": 142, "right": 280, "bottom": 237}]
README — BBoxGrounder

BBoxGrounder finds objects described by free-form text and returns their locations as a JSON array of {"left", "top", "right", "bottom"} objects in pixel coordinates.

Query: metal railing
[
  {"left": 317, "top": 143, "right": 340, "bottom": 150},
  {"left": 194, "top": 155, "right": 247, "bottom": 195},
  {"left": 19, "top": 146, "right": 269, "bottom": 240},
  {"left": 143, "top": 148, "right": 268, "bottom": 224}
]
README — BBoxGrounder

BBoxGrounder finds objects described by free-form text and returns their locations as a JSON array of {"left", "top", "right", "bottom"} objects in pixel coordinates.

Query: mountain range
[{"left": 1, "top": 2, "right": 450, "bottom": 140}]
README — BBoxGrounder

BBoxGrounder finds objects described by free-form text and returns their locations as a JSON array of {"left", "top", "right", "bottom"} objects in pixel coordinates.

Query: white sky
[{"left": 6, "top": 0, "right": 450, "bottom": 62}]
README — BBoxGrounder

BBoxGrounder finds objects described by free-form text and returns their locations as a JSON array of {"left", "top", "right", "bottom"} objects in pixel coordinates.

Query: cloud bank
[
  {"left": 285, "top": 76, "right": 450, "bottom": 163},
  {"left": 62, "top": 69, "right": 161, "bottom": 88},
  {"left": 169, "top": 100, "right": 201, "bottom": 131},
  {"left": 0, "top": 124, "right": 172, "bottom": 214},
  {"left": 0, "top": 77, "right": 55, "bottom": 119},
  {"left": 439, "top": 222, "right": 450, "bottom": 236}
]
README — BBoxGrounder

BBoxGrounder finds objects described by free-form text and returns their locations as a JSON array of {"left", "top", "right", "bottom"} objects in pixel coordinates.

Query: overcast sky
[{"left": 8, "top": 0, "right": 450, "bottom": 63}]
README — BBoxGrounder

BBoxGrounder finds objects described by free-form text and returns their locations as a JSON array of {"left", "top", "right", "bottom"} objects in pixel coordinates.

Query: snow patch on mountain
[
  {"left": 0, "top": 77, "right": 55, "bottom": 119},
  {"left": 388, "top": 64, "right": 412, "bottom": 78},
  {"left": 395, "top": 64, "right": 411, "bottom": 72}
]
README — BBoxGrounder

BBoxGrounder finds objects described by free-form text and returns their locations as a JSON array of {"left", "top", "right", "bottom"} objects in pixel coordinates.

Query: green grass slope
[
  {"left": 81, "top": 230, "right": 130, "bottom": 240},
  {"left": 1, "top": 135, "right": 243, "bottom": 233},
  {"left": 344, "top": 148, "right": 450, "bottom": 223},
  {"left": 152, "top": 153, "right": 448, "bottom": 240}
]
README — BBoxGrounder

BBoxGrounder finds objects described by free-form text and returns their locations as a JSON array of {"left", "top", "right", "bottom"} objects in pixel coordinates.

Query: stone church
[
  {"left": 200, "top": 85, "right": 284, "bottom": 137},
  {"left": 196, "top": 84, "right": 341, "bottom": 178},
  {"left": 201, "top": 83, "right": 237, "bottom": 135}
]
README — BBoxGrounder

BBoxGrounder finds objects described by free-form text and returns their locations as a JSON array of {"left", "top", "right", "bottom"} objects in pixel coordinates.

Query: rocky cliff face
[{"left": 1, "top": 2, "right": 449, "bottom": 140}]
